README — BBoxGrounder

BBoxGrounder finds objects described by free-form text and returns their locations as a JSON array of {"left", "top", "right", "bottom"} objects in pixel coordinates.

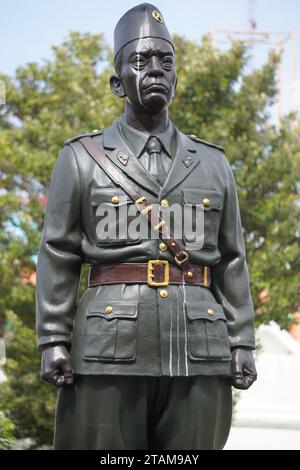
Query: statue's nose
[{"left": 148, "top": 55, "right": 164, "bottom": 76}]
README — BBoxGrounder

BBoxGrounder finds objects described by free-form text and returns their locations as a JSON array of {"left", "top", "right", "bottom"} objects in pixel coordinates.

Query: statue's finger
[
  {"left": 232, "top": 375, "right": 247, "bottom": 390},
  {"left": 64, "top": 371, "right": 73, "bottom": 385},
  {"left": 55, "top": 375, "right": 65, "bottom": 387},
  {"left": 245, "top": 374, "right": 257, "bottom": 388},
  {"left": 65, "top": 376, "right": 73, "bottom": 385}
]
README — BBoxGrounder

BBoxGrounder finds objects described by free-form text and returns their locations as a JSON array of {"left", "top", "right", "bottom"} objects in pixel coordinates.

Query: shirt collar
[{"left": 118, "top": 114, "right": 176, "bottom": 158}]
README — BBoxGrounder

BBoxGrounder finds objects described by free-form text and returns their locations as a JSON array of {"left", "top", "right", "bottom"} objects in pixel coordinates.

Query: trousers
[{"left": 54, "top": 375, "right": 232, "bottom": 450}]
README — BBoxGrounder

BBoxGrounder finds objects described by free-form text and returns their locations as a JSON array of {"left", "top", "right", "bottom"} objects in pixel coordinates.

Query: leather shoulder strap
[
  {"left": 79, "top": 136, "right": 191, "bottom": 273},
  {"left": 80, "top": 136, "right": 142, "bottom": 201}
]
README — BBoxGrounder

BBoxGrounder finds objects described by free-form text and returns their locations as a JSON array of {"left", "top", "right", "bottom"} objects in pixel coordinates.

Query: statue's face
[{"left": 117, "top": 37, "right": 177, "bottom": 113}]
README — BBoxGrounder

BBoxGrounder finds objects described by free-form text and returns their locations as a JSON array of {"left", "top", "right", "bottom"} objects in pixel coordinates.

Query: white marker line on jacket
[
  {"left": 122, "top": 283, "right": 126, "bottom": 296},
  {"left": 180, "top": 281, "right": 189, "bottom": 376},
  {"left": 169, "top": 302, "right": 173, "bottom": 376},
  {"left": 96, "top": 285, "right": 102, "bottom": 296},
  {"left": 176, "top": 289, "right": 180, "bottom": 376}
]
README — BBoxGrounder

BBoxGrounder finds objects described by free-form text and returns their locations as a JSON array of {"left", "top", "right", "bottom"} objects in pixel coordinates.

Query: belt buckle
[{"left": 147, "top": 260, "right": 169, "bottom": 287}]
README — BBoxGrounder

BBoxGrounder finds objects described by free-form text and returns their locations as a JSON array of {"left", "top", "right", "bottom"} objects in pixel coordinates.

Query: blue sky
[{"left": 0, "top": 0, "right": 299, "bottom": 115}]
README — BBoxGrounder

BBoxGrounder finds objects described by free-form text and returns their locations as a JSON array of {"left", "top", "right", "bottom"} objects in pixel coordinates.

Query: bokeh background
[{"left": 0, "top": 0, "right": 299, "bottom": 450}]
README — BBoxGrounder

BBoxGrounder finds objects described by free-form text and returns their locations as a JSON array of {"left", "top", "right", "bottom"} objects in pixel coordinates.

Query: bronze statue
[{"left": 36, "top": 3, "right": 257, "bottom": 450}]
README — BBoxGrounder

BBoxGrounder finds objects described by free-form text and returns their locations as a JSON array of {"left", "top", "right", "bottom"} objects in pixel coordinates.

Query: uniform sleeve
[
  {"left": 211, "top": 157, "right": 255, "bottom": 350},
  {"left": 36, "top": 144, "right": 83, "bottom": 350}
]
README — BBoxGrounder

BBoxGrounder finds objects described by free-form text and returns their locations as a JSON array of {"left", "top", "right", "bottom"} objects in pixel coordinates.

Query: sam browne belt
[
  {"left": 79, "top": 136, "right": 211, "bottom": 288},
  {"left": 79, "top": 137, "right": 191, "bottom": 272}
]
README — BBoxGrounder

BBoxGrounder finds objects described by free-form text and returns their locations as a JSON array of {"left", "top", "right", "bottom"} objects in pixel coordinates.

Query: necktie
[{"left": 146, "top": 136, "right": 167, "bottom": 186}]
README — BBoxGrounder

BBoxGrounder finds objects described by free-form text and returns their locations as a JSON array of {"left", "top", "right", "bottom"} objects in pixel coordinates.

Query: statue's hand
[
  {"left": 41, "top": 345, "right": 73, "bottom": 388},
  {"left": 231, "top": 348, "right": 257, "bottom": 390}
]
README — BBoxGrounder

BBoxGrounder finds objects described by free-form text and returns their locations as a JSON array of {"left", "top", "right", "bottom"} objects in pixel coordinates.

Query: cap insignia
[{"left": 152, "top": 10, "right": 163, "bottom": 23}]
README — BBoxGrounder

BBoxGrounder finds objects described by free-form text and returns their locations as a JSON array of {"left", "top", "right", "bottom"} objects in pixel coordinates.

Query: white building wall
[{"left": 225, "top": 322, "right": 300, "bottom": 449}]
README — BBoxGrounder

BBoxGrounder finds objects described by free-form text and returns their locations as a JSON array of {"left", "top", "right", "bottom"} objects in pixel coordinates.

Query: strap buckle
[
  {"left": 147, "top": 260, "right": 169, "bottom": 287},
  {"left": 174, "top": 250, "right": 189, "bottom": 266},
  {"left": 135, "top": 196, "right": 147, "bottom": 208}
]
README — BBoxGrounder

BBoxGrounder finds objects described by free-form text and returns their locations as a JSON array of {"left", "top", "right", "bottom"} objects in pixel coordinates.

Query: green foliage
[
  {"left": 0, "top": 412, "right": 15, "bottom": 449},
  {"left": 0, "top": 311, "right": 56, "bottom": 447},
  {"left": 0, "top": 31, "right": 299, "bottom": 446}
]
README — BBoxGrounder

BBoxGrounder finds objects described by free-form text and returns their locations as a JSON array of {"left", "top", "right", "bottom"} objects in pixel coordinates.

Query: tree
[
  {"left": 0, "top": 31, "right": 119, "bottom": 447},
  {"left": 0, "top": 412, "right": 15, "bottom": 449},
  {"left": 172, "top": 35, "right": 300, "bottom": 327},
  {"left": 0, "top": 32, "right": 299, "bottom": 447}
]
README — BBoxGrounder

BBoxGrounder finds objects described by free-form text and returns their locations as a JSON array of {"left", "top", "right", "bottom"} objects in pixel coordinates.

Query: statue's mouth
[{"left": 144, "top": 83, "right": 168, "bottom": 94}]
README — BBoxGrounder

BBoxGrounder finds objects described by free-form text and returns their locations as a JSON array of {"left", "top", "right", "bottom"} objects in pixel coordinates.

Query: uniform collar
[
  {"left": 102, "top": 119, "right": 201, "bottom": 198},
  {"left": 118, "top": 115, "right": 175, "bottom": 158}
]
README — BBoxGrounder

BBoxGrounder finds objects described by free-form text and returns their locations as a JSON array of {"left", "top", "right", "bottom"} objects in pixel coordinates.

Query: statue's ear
[{"left": 110, "top": 75, "right": 126, "bottom": 98}]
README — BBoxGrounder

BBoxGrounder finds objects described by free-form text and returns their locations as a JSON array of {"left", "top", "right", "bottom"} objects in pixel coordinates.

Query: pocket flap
[
  {"left": 185, "top": 301, "right": 227, "bottom": 322},
  {"left": 182, "top": 188, "right": 223, "bottom": 210},
  {"left": 90, "top": 188, "right": 133, "bottom": 206},
  {"left": 87, "top": 300, "right": 138, "bottom": 320}
]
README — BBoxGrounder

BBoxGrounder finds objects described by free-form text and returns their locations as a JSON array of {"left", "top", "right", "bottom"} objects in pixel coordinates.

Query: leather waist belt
[{"left": 88, "top": 261, "right": 211, "bottom": 288}]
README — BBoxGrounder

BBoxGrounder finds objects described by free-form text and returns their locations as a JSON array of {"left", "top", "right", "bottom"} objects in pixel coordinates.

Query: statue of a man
[{"left": 36, "top": 3, "right": 257, "bottom": 450}]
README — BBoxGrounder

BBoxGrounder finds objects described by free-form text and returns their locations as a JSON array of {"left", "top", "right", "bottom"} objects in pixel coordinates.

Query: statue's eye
[
  {"left": 133, "top": 57, "right": 147, "bottom": 71},
  {"left": 160, "top": 57, "right": 174, "bottom": 71}
]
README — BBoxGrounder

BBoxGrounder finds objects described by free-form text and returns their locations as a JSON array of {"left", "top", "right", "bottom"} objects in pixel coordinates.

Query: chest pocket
[
  {"left": 185, "top": 301, "right": 231, "bottom": 361},
  {"left": 182, "top": 188, "right": 223, "bottom": 250},
  {"left": 83, "top": 300, "right": 138, "bottom": 362},
  {"left": 90, "top": 188, "right": 141, "bottom": 245}
]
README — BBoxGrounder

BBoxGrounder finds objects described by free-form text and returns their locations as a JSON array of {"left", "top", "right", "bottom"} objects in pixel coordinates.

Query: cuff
[{"left": 37, "top": 335, "right": 71, "bottom": 352}]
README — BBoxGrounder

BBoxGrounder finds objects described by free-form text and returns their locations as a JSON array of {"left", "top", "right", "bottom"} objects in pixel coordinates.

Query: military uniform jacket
[{"left": 36, "top": 117, "right": 255, "bottom": 377}]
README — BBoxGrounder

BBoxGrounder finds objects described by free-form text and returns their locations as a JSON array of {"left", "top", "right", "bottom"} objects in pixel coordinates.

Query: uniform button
[
  {"left": 159, "top": 242, "right": 167, "bottom": 251},
  {"left": 159, "top": 289, "right": 169, "bottom": 298},
  {"left": 207, "top": 308, "right": 214, "bottom": 316},
  {"left": 187, "top": 271, "right": 193, "bottom": 278},
  {"left": 105, "top": 306, "right": 113, "bottom": 314},
  {"left": 160, "top": 199, "right": 169, "bottom": 208},
  {"left": 111, "top": 195, "right": 120, "bottom": 204},
  {"left": 202, "top": 198, "right": 210, "bottom": 206}
]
